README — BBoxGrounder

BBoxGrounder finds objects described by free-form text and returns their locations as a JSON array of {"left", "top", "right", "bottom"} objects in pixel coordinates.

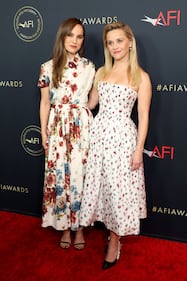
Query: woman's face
[
  {"left": 64, "top": 24, "right": 84, "bottom": 58},
  {"left": 106, "top": 28, "right": 131, "bottom": 61}
]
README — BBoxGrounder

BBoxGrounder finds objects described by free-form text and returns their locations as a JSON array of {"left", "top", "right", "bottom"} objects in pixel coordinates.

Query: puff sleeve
[{"left": 37, "top": 61, "right": 52, "bottom": 88}]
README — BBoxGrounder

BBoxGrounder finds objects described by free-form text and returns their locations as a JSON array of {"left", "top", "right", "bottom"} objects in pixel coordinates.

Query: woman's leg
[
  {"left": 74, "top": 227, "right": 85, "bottom": 250},
  {"left": 60, "top": 229, "right": 71, "bottom": 249},
  {"left": 102, "top": 230, "right": 120, "bottom": 269}
]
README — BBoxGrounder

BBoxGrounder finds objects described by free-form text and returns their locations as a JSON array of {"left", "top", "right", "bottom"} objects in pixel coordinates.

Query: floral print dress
[
  {"left": 80, "top": 82, "right": 147, "bottom": 236},
  {"left": 38, "top": 54, "right": 95, "bottom": 231}
]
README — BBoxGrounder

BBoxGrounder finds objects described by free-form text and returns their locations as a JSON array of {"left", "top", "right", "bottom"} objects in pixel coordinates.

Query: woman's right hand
[{"left": 41, "top": 131, "right": 48, "bottom": 150}]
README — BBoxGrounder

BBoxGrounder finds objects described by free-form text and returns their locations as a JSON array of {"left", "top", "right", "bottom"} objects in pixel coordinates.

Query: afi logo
[
  {"left": 26, "top": 138, "right": 40, "bottom": 144},
  {"left": 156, "top": 10, "right": 180, "bottom": 26},
  {"left": 144, "top": 146, "right": 174, "bottom": 159},
  {"left": 141, "top": 10, "right": 180, "bottom": 26},
  {"left": 19, "top": 21, "right": 34, "bottom": 28}
]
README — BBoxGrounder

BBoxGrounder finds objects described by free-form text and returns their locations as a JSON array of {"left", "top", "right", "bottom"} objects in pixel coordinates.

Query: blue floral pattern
[{"left": 38, "top": 54, "right": 95, "bottom": 230}]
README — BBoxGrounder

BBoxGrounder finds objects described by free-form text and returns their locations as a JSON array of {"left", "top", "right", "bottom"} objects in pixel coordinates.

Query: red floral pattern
[
  {"left": 38, "top": 54, "right": 95, "bottom": 230},
  {"left": 80, "top": 82, "right": 147, "bottom": 236}
]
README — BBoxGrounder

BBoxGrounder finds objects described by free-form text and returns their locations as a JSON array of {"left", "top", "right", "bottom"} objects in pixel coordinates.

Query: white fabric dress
[
  {"left": 80, "top": 81, "right": 147, "bottom": 236},
  {"left": 38, "top": 54, "right": 95, "bottom": 231}
]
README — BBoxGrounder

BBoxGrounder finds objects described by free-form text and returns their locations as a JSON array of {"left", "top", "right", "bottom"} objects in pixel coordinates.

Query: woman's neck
[
  {"left": 112, "top": 57, "right": 129, "bottom": 71},
  {"left": 67, "top": 52, "right": 79, "bottom": 60}
]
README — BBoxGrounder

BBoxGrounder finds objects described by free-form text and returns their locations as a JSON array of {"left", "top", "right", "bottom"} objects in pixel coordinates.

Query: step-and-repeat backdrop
[{"left": 0, "top": 0, "right": 187, "bottom": 242}]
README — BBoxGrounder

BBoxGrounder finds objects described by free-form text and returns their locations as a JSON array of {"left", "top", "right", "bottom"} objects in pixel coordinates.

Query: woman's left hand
[{"left": 130, "top": 149, "right": 143, "bottom": 171}]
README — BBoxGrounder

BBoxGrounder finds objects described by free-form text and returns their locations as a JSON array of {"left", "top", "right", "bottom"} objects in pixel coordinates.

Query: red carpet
[{"left": 0, "top": 210, "right": 187, "bottom": 281}]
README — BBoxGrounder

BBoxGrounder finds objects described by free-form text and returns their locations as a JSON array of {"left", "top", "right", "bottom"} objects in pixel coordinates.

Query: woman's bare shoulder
[{"left": 140, "top": 68, "right": 151, "bottom": 83}]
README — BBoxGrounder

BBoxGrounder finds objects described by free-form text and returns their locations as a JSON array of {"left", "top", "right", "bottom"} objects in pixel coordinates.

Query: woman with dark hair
[
  {"left": 38, "top": 18, "right": 95, "bottom": 250},
  {"left": 80, "top": 22, "right": 152, "bottom": 268}
]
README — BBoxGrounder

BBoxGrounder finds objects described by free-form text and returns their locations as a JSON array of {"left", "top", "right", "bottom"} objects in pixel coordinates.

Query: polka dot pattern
[{"left": 80, "top": 82, "right": 147, "bottom": 236}]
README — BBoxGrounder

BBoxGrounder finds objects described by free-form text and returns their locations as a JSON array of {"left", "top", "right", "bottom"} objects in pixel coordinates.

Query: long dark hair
[{"left": 52, "top": 18, "right": 85, "bottom": 88}]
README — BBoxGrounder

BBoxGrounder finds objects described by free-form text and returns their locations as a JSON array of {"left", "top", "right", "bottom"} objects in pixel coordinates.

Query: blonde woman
[
  {"left": 38, "top": 18, "right": 95, "bottom": 250},
  {"left": 80, "top": 22, "right": 152, "bottom": 269}
]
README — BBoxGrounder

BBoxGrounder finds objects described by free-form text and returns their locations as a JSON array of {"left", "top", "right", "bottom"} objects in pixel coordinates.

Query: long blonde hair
[
  {"left": 95, "top": 22, "right": 141, "bottom": 88},
  {"left": 52, "top": 18, "right": 85, "bottom": 88}
]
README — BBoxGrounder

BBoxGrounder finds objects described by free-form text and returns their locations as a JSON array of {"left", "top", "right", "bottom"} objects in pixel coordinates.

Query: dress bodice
[
  {"left": 98, "top": 81, "right": 137, "bottom": 120},
  {"left": 38, "top": 54, "right": 95, "bottom": 106}
]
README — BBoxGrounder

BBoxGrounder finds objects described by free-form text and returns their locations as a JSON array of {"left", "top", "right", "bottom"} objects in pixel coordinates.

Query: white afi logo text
[{"left": 141, "top": 10, "right": 180, "bottom": 26}]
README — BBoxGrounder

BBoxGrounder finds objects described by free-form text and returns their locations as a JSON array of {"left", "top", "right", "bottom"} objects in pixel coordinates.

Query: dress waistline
[{"left": 51, "top": 103, "right": 87, "bottom": 109}]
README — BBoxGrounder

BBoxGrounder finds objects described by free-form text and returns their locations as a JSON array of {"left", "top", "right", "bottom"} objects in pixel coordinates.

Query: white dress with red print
[
  {"left": 80, "top": 81, "right": 147, "bottom": 236},
  {"left": 38, "top": 54, "right": 95, "bottom": 231}
]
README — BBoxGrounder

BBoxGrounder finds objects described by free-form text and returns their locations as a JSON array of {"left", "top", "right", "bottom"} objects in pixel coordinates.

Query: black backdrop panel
[{"left": 0, "top": 0, "right": 187, "bottom": 241}]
